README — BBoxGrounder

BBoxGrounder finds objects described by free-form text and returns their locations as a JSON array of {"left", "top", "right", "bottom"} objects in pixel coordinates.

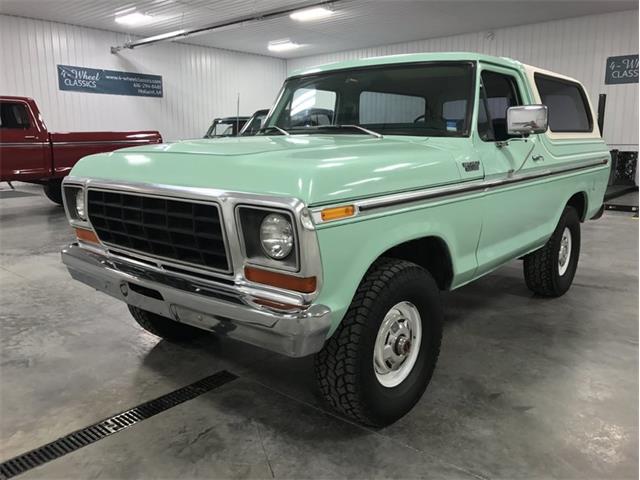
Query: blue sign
[
  {"left": 57, "top": 64, "right": 163, "bottom": 97},
  {"left": 605, "top": 55, "right": 638, "bottom": 85}
]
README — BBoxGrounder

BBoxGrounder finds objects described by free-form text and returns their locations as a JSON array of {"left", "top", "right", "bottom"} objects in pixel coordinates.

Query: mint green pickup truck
[{"left": 61, "top": 53, "right": 610, "bottom": 426}]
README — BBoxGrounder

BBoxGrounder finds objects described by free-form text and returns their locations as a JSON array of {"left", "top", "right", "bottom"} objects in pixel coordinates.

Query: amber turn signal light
[
  {"left": 245, "top": 266, "right": 317, "bottom": 293},
  {"left": 75, "top": 227, "right": 100, "bottom": 244},
  {"left": 321, "top": 205, "right": 355, "bottom": 222}
]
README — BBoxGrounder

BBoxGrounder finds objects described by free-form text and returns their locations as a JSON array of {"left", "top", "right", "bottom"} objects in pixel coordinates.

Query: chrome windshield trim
[{"left": 311, "top": 157, "right": 609, "bottom": 224}]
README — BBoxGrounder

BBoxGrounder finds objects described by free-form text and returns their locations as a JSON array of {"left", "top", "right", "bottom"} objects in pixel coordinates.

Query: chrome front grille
[{"left": 87, "top": 189, "right": 230, "bottom": 273}]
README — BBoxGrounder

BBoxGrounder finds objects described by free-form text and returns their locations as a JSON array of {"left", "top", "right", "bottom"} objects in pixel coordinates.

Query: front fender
[{"left": 313, "top": 197, "right": 483, "bottom": 336}]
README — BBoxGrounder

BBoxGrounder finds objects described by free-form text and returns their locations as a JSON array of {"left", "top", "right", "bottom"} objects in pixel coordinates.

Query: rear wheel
[
  {"left": 523, "top": 206, "right": 581, "bottom": 297},
  {"left": 43, "top": 180, "right": 63, "bottom": 205},
  {"left": 315, "top": 258, "right": 443, "bottom": 427},
  {"left": 128, "top": 306, "right": 205, "bottom": 342}
]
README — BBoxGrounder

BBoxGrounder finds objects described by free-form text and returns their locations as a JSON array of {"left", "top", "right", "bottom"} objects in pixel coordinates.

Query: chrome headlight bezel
[
  {"left": 236, "top": 205, "right": 299, "bottom": 272},
  {"left": 62, "top": 183, "right": 88, "bottom": 224}
]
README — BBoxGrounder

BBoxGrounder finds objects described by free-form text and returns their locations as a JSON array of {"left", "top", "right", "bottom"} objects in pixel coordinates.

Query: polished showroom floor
[{"left": 1, "top": 183, "right": 638, "bottom": 479}]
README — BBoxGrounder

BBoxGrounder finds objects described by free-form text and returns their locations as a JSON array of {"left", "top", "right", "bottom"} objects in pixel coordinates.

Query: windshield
[
  {"left": 240, "top": 111, "right": 268, "bottom": 136},
  {"left": 265, "top": 62, "right": 474, "bottom": 137},
  {"left": 205, "top": 119, "right": 245, "bottom": 138}
]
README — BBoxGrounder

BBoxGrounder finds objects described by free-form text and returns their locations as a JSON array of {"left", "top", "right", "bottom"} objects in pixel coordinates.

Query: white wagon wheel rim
[
  {"left": 373, "top": 301, "right": 422, "bottom": 388},
  {"left": 558, "top": 227, "right": 572, "bottom": 276}
]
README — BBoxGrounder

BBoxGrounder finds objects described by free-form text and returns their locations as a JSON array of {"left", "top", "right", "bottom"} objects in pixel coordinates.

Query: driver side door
[
  {"left": 473, "top": 65, "right": 549, "bottom": 275},
  {"left": 0, "top": 100, "right": 48, "bottom": 181}
]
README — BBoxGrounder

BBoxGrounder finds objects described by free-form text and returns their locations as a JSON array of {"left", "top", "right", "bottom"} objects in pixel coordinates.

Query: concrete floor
[{"left": 1, "top": 182, "right": 638, "bottom": 480}]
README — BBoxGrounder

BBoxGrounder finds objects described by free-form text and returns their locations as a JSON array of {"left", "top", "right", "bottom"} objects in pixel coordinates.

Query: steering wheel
[{"left": 413, "top": 114, "right": 425, "bottom": 123}]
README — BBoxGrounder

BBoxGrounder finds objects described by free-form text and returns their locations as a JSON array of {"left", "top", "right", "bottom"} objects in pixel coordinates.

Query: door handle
[
  {"left": 24, "top": 135, "right": 36, "bottom": 139},
  {"left": 532, "top": 154, "right": 544, "bottom": 161}
]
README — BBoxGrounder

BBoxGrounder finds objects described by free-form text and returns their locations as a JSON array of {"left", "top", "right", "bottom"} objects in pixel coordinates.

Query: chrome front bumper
[{"left": 61, "top": 244, "right": 331, "bottom": 357}]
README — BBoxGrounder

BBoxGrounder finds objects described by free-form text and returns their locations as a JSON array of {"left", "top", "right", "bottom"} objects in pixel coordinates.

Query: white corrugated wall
[
  {"left": 288, "top": 10, "right": 638, "bottom": 151},
  {"left": 0, "top": 15, "right": 287, "bottom": 141},
  {"left": 2, "top": 11, "right": 636, "bottom": 149}
]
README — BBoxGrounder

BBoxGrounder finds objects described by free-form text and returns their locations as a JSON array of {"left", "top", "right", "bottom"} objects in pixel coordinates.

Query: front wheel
[
  {"left": 43, "top": 180, "right": 63, "bottom": 205},
  {"left": 523, "top": 206, "right": 581, "bottom": 297},
  {"left": 314, "top": 258, "right": 443, "bottom": 427},
  {"left": 128, "top": 306, "right": 206, "bottom": 342}
]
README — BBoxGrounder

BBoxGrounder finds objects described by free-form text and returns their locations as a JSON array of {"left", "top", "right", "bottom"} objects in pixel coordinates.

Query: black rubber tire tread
[
  {"left": 128, "top": 305, "right": 205, "bottom": 342},
  {"left": 43, "top": 180, "right": 63, "bottom": 205},
  {"left": 315, "top": 257, "right": 442, "bottom": 427},
  {"left": 523, "top": 206, "right": 580, "bottom": 297}
]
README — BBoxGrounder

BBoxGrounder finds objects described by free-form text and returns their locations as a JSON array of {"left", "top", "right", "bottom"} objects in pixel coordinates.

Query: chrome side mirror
[{"left": 507, "top": 105, "right": 548, "bottom": 135}]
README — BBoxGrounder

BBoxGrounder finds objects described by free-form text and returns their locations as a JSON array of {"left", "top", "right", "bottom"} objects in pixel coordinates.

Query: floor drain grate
[{"left": 0, "top": 370, "right": 237, "bottom": 479}]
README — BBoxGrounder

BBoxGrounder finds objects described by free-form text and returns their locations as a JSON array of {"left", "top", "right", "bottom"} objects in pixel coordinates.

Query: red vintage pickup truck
[{"left": 0, "top": 96, "right": 162, "bottom": 204}]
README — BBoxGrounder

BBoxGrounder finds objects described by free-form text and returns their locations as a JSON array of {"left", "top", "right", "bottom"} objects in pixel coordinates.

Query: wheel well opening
[
  {"left": 567, "top": 192, "right": 587, "bottom": 222},
  {"left": 381, "top": 236, "right": 453, "bottom": 290}
]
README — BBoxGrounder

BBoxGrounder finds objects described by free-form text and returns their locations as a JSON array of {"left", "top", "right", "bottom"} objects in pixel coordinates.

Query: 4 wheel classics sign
[
  {"left": 57, "top": 64, "right": 163, "bottom": 97},
  {"left": 605, "top": 55, "right": 638, "bottom": 85}
]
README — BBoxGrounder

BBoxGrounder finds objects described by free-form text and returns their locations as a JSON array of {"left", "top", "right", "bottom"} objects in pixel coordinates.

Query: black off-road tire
[
  {"left": 43, "top": 180, "right": 63, "bottom": 205},
  {"left": 314, "top": 258, "right": 443, "bottom": 427},
  {"left": 523, "top": 206, "right": 581, "bottom": 297},
  {"left": 128, "top": 306, "right": 205, "bottom": 342}
]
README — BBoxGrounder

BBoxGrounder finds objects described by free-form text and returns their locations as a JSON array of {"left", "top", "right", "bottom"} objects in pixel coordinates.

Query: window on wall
[
  {"left": 0, "top": 102, "right": 30, "bottom": 129},
  {"left": 478, "top": 70, "right": 521, "bottom": 142},
  {"left": 534, "top": 74, "right": 592, "bottom": 132}
]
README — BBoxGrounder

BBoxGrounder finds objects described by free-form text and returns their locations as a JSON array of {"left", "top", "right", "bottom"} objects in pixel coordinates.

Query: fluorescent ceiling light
[
  {"left": 290, "top": 6, "right": 333, "bottom": 21},
  {"left": 136, "top": 29, "right": 186, "bottom": 44},
  {"left": 115, "top": 12, "right": 153, "bottom": 26},
  {"left": 268, "top": 39, "right": 302, "bottom": 52}
]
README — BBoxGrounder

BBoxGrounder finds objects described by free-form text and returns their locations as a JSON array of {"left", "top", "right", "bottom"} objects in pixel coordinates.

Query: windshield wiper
[
  {"left": 316, "top": 124, "right": 383, "bottom": 139},
  {"left": 258, "top": 125, "right": 290, "bottom": 136}
]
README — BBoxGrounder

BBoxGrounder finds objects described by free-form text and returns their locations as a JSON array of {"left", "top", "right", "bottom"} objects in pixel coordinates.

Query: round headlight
[
  {"left": 75, "top": 189, "right": 86, "bottom": 219},
  {"left": 260, "top": 213, "right": 294, "bottom": 260}
]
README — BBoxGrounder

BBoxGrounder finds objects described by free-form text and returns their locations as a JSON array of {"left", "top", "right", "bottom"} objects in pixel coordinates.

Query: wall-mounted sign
[
  {"left": 57, "top": 64, "right": 163, "bottom": 97},
  {"left": 605, "top": 55, "right": 638, "bottom": 85}
]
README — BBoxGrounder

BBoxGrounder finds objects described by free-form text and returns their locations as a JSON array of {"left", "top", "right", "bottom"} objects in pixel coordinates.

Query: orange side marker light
[{"left": 320, "top": 205, "right": 356, "bottom": 222}]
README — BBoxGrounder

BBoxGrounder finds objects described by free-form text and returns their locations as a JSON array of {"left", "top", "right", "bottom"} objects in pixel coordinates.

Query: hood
[{"left": 70, "top": 135, "right": 474, "bottom": 206}]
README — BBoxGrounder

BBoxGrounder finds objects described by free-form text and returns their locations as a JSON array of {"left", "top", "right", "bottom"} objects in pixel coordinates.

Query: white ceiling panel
[{"left": 1, "top": 0, "right": 637, "bottom": 58}]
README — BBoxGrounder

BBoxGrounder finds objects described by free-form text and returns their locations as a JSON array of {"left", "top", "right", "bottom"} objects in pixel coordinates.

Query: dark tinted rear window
[{"left": 534, "top": 74, "right": 592, "bottom": 132}]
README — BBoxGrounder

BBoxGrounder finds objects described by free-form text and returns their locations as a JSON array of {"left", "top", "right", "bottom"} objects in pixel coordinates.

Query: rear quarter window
[{"left": 534, "top": 73, "right": 593, "bottom": 133}]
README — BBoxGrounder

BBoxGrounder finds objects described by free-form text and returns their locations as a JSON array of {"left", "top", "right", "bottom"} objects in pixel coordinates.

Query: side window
[
  {"left": 478, "top": 71, "right": 521, "bottom": 142},
  {"left": 477, "top": 83, "right": 493, "bottom": 141},
  {"left": 0, "top": 102, "right": 31, "bottom": 129},
  {"left": 534, "top": 74, "right": 592, "bottom": 132},
  {"left": 359, "top": 91, "right": 425, "bottom": 124},
  {"left": 289, "top": 88, "right": 336, "bottom": 127}
]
